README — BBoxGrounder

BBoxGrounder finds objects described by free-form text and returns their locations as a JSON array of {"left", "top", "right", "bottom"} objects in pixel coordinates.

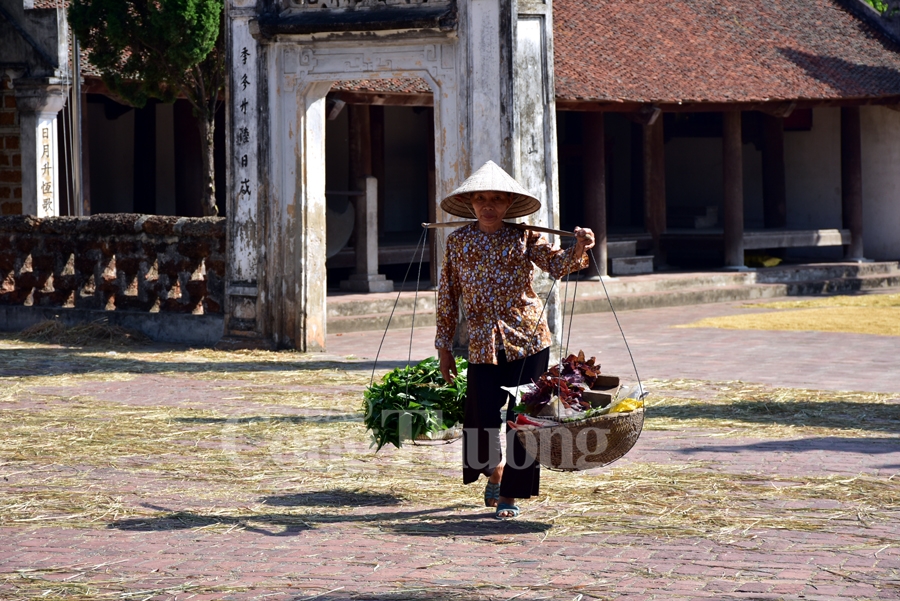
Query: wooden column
[
  {"left": 133, "top": 101, "right": 157, "bottom": 215},
  {"left": 762, "top": 114, "right": 787, "bottom": 229},
  {"left": 584, "top": 112, "right": 607, "bottom": 277},
  {"left": 722, "top": 111, "right": 745, "bottom": 268},
  {"left": 643, "top": 117, "right": 666, "bottom": 265},
  {"left": 370, "top": 106, "right": 386, "bottom": 238},
  {"left": 426, "top": 107, "right": 438, "bottom": 286},
  {"left": 348, "top": 104, "right": 373, "bottom": 276},
  {"left": 80, "top": 91, "right": 91, "bottom": 215},
  {"left": 841, "top": 106, "right": 865, "bottom": 260},
  {"left": 630, "top": 122, "right": 644, "bottom": 227}
]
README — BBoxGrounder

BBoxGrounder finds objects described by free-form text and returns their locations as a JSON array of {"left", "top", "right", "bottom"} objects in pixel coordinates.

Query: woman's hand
[
  {"left": 573, "top": 227, "right": 596, "bottom": 255},
  {"left": 439, "top": 348, "right": 458, "bottom": 383}
]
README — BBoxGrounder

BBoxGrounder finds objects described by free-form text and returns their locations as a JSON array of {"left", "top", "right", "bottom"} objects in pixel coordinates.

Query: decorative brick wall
[
  {"left": 0, "top": 214, "right": 225, "bottom": 314},
  {"left": 0, "top": 79, "right": 22, "bottom": 216}
]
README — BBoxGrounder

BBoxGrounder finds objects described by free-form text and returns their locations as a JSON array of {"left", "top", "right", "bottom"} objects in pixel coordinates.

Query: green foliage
[
  {"left": 68, "top": 0, "right": 224, "bottom": 110},
  {"left": 864, "top": 0, "right": 899, "bottom": 16},
  {"left": 363, "top": 356, "right": 468, "bottom": 451},
  {"left": 69, "top": 0, "right": 226, "bottom": 215}
]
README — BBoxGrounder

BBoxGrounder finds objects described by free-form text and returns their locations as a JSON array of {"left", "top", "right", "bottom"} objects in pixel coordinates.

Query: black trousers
[{"left": 462, "top": 347, "right": 550, "bottom": 499}]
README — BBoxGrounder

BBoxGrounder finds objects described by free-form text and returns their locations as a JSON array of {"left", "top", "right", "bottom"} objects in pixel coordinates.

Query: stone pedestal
[
  {"left": 14, "top": 82, "right": 67, "bottom": 217},
  {"left": 341, "top": 273, "right": 394, "bottom": 293},
  {"left": 340, "top": 175, "right": 393, "bottom": 293}
]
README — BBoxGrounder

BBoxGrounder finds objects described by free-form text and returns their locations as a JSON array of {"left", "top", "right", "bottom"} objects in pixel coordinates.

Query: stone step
[
  {"left": 327, "top": 293, "right": 435, "bottom": 318},
  {"left": 781, "top": 273, "right": 900, "bottom": 295},
  {"left": 585, "top": 271, "right": 756, "bottom": 295},
  {"left": 607, "top": 240, "right": 637, "bottom": 259},
  {"left": 567, "top": 282, "right": 789, "bottom": 315},
  {"left": 324, "top": 264, "right": 900, "bottom": 333},
  {"left": 610, "top": 255, "right": 654, "bottom": 276},
  {"left": 328, "top": 310, "right": 437, "bottom": 334},
  {"left": 755, "top": 261, "right": 899, "bottom": 283}
]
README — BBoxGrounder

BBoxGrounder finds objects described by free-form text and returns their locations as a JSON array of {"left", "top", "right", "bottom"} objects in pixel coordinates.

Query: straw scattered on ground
[
  {"left": 18, "top": 320, "right": 150, "bottom": 347},
  {"left": 676, "top": 293, "right": 900, "bottom": 336},
  {"left": 2, "top": 331, "right": 898, "bottom": 548},
  {"left": 748, "top": 293, "right": 900, "bottom": 310},
  {"left": 645, "top": 378, "right": 900, "bottom": 438}
]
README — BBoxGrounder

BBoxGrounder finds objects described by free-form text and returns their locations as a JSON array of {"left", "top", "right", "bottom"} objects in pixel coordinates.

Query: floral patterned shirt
[{"left": 435, "top": 223, "right": 589, "bottom": 365}]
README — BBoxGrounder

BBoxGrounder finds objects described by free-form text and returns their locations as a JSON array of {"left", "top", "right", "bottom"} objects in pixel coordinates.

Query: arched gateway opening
[{"left": 324, "top": 79, "right": 438, "bottom": 292}]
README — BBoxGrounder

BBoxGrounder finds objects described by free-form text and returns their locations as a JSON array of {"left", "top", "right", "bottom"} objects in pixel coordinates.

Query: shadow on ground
[
  {"left": 0, "top": 343, "right": 416, "bottom": 378},
  {"left": 679, "top": 436, "right": 900, "bottom": 455},
  {"left": 377, "top": 513, "right": 552, "bottom": 536},
  {"left": 650, "top": 400, "right": 900, "bottom": 434},
  {"left": 261, "top": 490, "right": 403, "bottom": 507},
  {"left": 172, "top": 414, "right": 360, "bottom": 425},
  {"left": 105, "top": 487, "right": 550, "bottom": 537}
]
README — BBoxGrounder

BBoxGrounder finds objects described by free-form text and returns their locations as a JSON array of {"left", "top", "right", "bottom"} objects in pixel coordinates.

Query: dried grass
[
  {"left": 0, "top": 566, "right": 256, "bottom": 601},
  {"left": 19, "top": 320, "right": 149, "bottom": 347},
  {"left": 678, "top": 306, "right": 900, "bottom": 336},
  {"left": 1, "top": 335, "right": 898, "bottom": 555},
  {"left": 644, "top": 378, "right": 900, "bottom": 438},
  {"left": 748, "top": 293, "right": 900, "bottom": 310},
  {"left": 677, "top": 293, "right": 900, "bottom": 336}
]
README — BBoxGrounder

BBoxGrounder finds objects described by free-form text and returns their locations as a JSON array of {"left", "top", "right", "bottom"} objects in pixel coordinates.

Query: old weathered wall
[
  {"left": 784, "top": 107, "right": 843, "bottom": 230},
  {"left": 0, "top": 214, "right": 225, "bottom": 314},
  {"left": 783, "top": 107, "right": 844, "bottom": 260}
]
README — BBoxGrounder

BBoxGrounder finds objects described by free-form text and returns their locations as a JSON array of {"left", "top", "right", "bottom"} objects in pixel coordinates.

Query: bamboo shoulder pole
[{"left": 422, "top": 221, "right": 576, "bottom": 238}]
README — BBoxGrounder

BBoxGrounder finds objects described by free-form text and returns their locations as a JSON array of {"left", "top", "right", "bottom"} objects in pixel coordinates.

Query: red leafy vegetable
[{"left": 520, "top": 351, "right": 601, "bottom": 416}]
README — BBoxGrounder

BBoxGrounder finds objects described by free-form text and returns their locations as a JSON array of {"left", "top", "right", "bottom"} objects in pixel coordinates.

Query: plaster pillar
[
  {"left": 762, "top": 114, "right": 787, "bottom": 229},
  {"left": 722, "top": 111, "right": 745, "bottom": 269},
  {"left": 583, "top": 112, "right": 607, "bottom": 277},
  {"left": 643, "top": 117, "right": 665, "bottom": 266},
  {"left": 841, "top": 106, "right": 865, "bottom": 261},
  {"left": 512, "top": 0, "right": 564, "bottom": 349},
  {"left": 14, "top": 82, "right": 67, "bottom": 217},
  {"left": 341, "top": 176, "right": 393, "bottom": 292},
  {"left": 223, "top": 0, "right": 264, "bottom": 346},
  {"left": 426, "top": 107, "right": 438, "bottom": 287}
]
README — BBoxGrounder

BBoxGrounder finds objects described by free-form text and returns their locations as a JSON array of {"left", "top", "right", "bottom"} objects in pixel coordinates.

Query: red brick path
[
  {"left": 2, "top": 295, "right": 899, "bottom": 601},
  {"left": 328, "top": 297, "right": 900, "bottom": 394}
]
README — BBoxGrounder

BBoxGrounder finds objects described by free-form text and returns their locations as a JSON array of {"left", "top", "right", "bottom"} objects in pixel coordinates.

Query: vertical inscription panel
[
  {"left": 36, "top": 116, "right": 59, "bottom": 217},
  {"left": 230, "top": 17, "right": 260, "bottom": 284}
]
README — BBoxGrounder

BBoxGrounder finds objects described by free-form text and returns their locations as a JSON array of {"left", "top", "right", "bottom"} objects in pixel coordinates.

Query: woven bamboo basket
[{"left": 515, "top": 408, "right": 644, "bottom": 471}]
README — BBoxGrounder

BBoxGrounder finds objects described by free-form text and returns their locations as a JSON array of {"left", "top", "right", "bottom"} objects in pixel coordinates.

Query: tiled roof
[
  {"left": 32, "top": 0, "right": 900, "bottom": 104},
  {"left": 554, "top": 0, "right": 900, "bottom": 104},
  {"left": 330, "top": 78, "right": 433, "bottom": 95}
]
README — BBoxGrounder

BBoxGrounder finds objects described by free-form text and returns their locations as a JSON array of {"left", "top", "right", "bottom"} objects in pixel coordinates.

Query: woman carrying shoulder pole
[{"left": 435, "top": 161, "right": 595, "bottom": 519}]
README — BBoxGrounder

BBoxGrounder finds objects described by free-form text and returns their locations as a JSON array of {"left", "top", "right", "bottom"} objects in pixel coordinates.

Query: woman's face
[{"left": 470, "top": 191, "right": 513, "bottom": 232}]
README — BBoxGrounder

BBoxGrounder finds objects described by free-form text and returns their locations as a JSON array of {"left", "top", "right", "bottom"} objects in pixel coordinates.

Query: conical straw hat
[{"left": 440, "top": 160, "right": 541, "bottom": 219}]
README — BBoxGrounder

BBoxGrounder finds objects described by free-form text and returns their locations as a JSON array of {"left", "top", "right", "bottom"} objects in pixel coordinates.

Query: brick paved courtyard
[{"left": 2, "top": 294, "right": 899, "bottom": 600}]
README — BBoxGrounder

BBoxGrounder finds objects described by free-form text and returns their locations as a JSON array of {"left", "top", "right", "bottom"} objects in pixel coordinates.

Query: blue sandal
[
  {"left": 495, "top": 502, "right": 520, "bottom": 520},
  {"left": 484, "top": 482, "right": 501, "bottom": 507}
]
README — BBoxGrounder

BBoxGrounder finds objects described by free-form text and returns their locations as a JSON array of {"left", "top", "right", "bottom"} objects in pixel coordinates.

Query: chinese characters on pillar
[
  {"left": 234, "top": 44, "right": 255, "bottom": 201},
  {"left": 39, "top": 126, "right": 54, "bottom": 215},
  {"left": 227, "top": 16, "right": 260, "bottom": 283}
]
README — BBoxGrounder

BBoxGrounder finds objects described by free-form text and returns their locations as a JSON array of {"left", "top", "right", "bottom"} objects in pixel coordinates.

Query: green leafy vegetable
[{"left": 363, "top": 356, "right": 468, "bottom": 451}]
